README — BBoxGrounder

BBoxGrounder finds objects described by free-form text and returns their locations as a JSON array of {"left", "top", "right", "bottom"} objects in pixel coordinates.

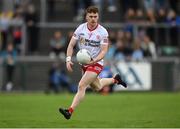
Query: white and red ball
[{"left": 76, "top": 49, "right": 91, "bottom": 64}]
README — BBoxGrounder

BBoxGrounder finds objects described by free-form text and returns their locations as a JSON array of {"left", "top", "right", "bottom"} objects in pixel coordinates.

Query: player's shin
[{"left": 70, "top": 85, "right": 87, "bottom": 111}]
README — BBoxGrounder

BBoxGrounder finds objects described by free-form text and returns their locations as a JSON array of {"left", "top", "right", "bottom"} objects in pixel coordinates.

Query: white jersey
[{"left": 73, "top": 22, "right": 109, "bottom": 65}]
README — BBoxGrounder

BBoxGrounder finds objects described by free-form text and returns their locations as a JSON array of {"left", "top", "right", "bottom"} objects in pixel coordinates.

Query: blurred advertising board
[{"left": 112, "top": 61, "right": 152, "bottom": 91}]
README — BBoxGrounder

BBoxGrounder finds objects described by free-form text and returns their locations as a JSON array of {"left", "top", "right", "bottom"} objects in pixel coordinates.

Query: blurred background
[{"left": 0, "top": 0, "right": 180, "bottom": 93}]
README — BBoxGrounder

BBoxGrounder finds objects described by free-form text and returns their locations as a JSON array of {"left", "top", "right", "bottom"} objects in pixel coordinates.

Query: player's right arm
[
  {"left": 66, "top": 24, "right": 82, "bottom": 72},
  {"left": 66, "top": 37, "right": 77, "bottom": 72}
]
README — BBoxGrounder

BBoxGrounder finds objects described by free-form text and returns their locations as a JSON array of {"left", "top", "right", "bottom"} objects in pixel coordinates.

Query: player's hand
[{"left": 66, "top": 61, "right": 74, "bottom": 72}]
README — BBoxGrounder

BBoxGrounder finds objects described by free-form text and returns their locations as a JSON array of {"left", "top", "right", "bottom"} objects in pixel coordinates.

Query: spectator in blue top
[
  {"left": 132, "top": 38, "right": 144, "bottom": 61},
  {"left": 45, "top": 62, "right": 75, "bottom": 94},
  {"left": 1, "top": 43, "right": 17, "bottom": 91}
]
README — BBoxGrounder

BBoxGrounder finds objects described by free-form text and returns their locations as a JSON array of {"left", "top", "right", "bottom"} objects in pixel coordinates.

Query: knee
[
  {"left": 78, "top": 82, "right": 86, "bottom": 91},
  {"left": 91, "top": 83, "right": 102, "bottom": 92},
  {"left": 94, "top": 87, "right": 101, "bottom": 92}
]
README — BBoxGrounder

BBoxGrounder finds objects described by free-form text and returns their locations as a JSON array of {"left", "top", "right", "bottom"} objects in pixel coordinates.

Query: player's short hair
[{"left": 85, "top": 6, "right": 99, "bottom": 14}]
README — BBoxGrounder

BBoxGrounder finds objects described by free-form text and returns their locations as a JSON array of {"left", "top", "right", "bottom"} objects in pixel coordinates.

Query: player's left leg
[
  {"left": 90, "top": 74, "right": 127, "bottom": 91},
  {"left": 90, "top": 77, "right": 113, "bottom": 91}
]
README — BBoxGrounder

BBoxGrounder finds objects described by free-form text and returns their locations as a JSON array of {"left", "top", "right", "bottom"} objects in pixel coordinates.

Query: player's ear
[
  {"left": 85, "top": 13, "right": 89, "bottom": 21},
  {"left": 97, "top": 14, "right": 99, "bottom": 20},
  {"left": 85, "top": 15, "right": 88, "bottom": 21}
]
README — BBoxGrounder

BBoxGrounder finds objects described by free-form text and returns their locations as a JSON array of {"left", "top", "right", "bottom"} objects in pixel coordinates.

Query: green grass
[{"left": 0, "top": 92, "right": 180, "bottom": 128}]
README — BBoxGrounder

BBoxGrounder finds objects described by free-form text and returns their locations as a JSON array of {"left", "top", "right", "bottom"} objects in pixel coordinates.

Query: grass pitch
[{"left": 0, "top": 92, "right": 180, "bottom": 128}]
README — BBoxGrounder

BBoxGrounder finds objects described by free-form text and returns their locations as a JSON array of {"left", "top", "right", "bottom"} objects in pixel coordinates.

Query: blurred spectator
[
  {"left": 0, "top": 32, "right": 2, "bottom": 49},
  {"left": 137, "top": 29, "right": 146, "bottom": 41},
  {"left": 93, "top": 0, "right": 117, "bottom": 13},
  {"left": 114, "top": 30, "right": 125, "bottom": 60},
  {"left": 156, "top": 8, "right": 167, "bottom": 23},
  {"left": 146, "top": 8, "right": 156, "bottom": 24},
  {"left": 12, "top": 6, "right": 24, "bottom": 25},
  {"left": 66, "top": 30, "right": 78, "bottom": 53},
  {"left": 73, "top": 0, "right": 118, "bottom": 22},
  {"left": 156, "top": 8, "right": 167, "bottom": 47},
  {"left": 114, "top": 39, "right": 125, "bottom": 61},
  {"left": 105, "top": 39, "right": 116, "bottom": 61},
  {"left": 12, "top": 26, "right": 22, "bottom": 54},
  {"left": 143, "top": 0, "right": 155, "bottom": 11},
  {"left": 168, "top": 0, "right": 179, "bottom": 14},
  {"left": 125, "top": 8, "right": 136, "bottom": 23},
  {"left": 0, "top": 43, "right": 17, "bottom": 91},
  {"left": 155, "top": 0, "right": 169, "bottom": 11},
  {"left": 142, "top": 0, "right": 169, "bottom": 12},
  {"left": 176, "top": 16, "right": 180, "bottom": 25},
  {"left": 116, "top": 30, "right": 124, "bottom": 41},
  {"left": 120, "top": 0, "right": 139, "bottom": 16},
  {"left": 135, "top": 9, "right": 146, "bottom": 24},
  {"left": 24, "top": 4, "right": 39, "bottom": 54},
  {"left": 104, "top": 31, "right": 117, "bottom": 60},
  {"left": 49, "top": 31, "right": 66, "bottom": 59},
  {"left": 0, "top": 10, "right": 12, "bottom": 50},
  {"left": 166, "top": 9, "right": 179, "bottom": 47},
  {"left": 166, "top": 9, "right": 177, "bottom": 26},
  {"left": 132, "top": 37, "right": 144, "bottom": 61},
  {"left": 73, "top": 0, "right": 92, "bottom": 22},
  {"left": 141, "top": 34, "right": 157, "bottom": 59},
  {"left": 123, "top": 31, "right": 133, "bottom": 58},
  {"left": 66, "top": 30, "right": 74, "bottom": 44},
  {"left": 45, "top": 62, "right": 76, "bottom": 94},
  {"left": 108, "top": 30, "right": 116, "bottom": 44},
  {"left": 106, "top": 0, "right": 117, "bottom": 12}
]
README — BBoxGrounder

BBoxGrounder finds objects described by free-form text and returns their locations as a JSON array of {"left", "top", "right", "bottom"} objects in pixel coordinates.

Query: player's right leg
[
  {"left": 59, "top": 71, "right": 98, "bottom": 120},
  {"left": 70, "top": 71, "right": 98, "bottom": 110}
]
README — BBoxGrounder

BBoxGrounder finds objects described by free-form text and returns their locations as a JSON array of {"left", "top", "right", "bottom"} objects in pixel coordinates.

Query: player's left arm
[
  {"left": 95, "top": 44, "right": 108, "bottom": 62},
  {"left": 90, "top": 43, "right": 109, "bottom": 64}
]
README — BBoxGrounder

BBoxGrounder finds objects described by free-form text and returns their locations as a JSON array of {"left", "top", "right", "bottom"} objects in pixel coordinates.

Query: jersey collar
[{"left": 87, "top": 23, "right": 99, "bottom": 32}]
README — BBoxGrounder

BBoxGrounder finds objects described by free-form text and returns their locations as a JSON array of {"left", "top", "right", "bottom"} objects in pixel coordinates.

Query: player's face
[{"left": 86, "top": 13, "right": 99, "bottom": 26}]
